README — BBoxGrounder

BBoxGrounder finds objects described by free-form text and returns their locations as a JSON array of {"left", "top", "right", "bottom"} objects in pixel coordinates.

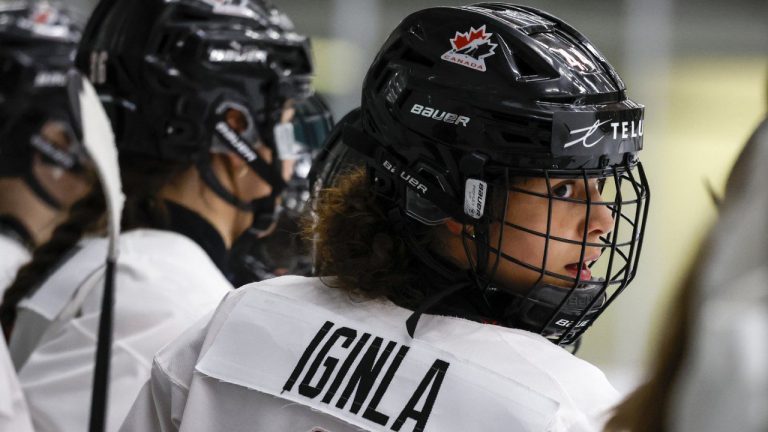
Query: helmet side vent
[
  {"left": 487, "top": 110, "right": 549, "bottom": 129},
  {"left": 511, "top": 52, "right": 544, "bottom": 80},
  {"left": 539, "top": 92, "right": 621, "bottom": 106},
  {"left": 399, "top": 46, "right": 435, "bottom": 69},
  {"left": 369, "top": 39, "right": 403, "bottom": 93},
  {"left": 154, "top": 32, "right": 178, "bottom": 56},
  {"left": 500, "top": 131, "right": 538, "bottom": 147}
]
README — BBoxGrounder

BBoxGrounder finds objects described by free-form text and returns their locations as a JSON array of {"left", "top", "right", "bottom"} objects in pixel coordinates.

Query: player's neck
[{"left": 157, "top": 166, "right": 239, "bottom": 249}]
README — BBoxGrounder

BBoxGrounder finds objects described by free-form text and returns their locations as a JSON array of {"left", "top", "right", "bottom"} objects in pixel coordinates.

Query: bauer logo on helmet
[{"left": 409, "top": 103, "right": 470, "bottom": 127}]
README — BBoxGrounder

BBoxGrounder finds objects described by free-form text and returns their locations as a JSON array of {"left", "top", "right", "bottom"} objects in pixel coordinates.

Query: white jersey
[
  {"left": 11, "top": 228, "right": 233, "bottom": 432},
  {"left": 0, "top": 232, "right": 31, "bottom": 296},
  {"left": 0, "top": 335, "right": 34, "bottom": 432},
  {"left": 0, "top": 233, "right": 35, "bottom": 431},
  {"left": 121, "top": 276, "right": 619, "bottom": 432}
]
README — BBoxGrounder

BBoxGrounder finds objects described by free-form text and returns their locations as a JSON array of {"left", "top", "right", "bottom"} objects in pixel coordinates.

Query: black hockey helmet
[
  {"left": 0, "top": 0, "right": 87, "bottom": 208},
  {"left": 229, "top": 93, "right": 334, "bottom": 286},
  {"left": 75, "top": 0, "right": 313, "bottom": 229},
  {"left": 345, "top": 3, "right": 650, "bottom": 345}
]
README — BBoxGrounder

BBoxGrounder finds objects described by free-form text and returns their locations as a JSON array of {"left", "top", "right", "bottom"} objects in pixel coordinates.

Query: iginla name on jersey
[{"left": 283, "top": 320, "right": 450, "bottom": 432}]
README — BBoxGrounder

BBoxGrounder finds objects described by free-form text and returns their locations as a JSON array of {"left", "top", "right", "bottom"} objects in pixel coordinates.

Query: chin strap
[
  {"left": 199, "top": 119, "right": 289, "bottom": 234},
  {"left": 404, "top": 281, "right": 468, "bottom": 338},
  {"left": 197, "top": 157, "right": 283, "bottom": 234},
  {"left": 211, "top": 120, "right": 287, "bottom": 196},
  {"left": 22, "top": 132, "right": 87, "bottom": 211},
  {"left": 24, "top": 170, "right": 63, "bottom": 210},
  {"left": 383, "top": 205, "right": 474, "bottom": 337}
]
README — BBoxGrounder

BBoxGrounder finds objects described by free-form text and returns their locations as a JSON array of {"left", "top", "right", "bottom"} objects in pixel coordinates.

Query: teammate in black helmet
[
  {"left": 0, "top": 0, "right": 313, "bottom": 430},
  {"left": 228, "top": 93, "right": 334, "bottom": 285},
  {"left": 0, "top": 0, "right": 90, "bottom": 293},
  {"left": 122, "top": 4, "right": 649, "bottom": 432},
  {"left": 0, "top": 3, "right": 86, "bottom": 430}
]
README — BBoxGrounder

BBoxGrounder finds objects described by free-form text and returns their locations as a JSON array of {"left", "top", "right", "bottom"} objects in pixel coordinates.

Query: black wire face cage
[{"left": 465, "top": 161, "right": 650, "bottom": 346}]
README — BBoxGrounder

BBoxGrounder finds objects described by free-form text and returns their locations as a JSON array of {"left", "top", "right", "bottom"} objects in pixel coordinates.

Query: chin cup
[{"left": 505, "top": 279, "right": 607, "bottom": 346}]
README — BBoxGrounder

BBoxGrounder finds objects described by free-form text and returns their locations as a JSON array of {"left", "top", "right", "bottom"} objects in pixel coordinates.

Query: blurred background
[{"left": 70, "top": 0, "right": 767, "bottom": 394}]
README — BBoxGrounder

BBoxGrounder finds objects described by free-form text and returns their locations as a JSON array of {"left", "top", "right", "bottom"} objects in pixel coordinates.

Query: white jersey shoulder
[
  {"left": 0, "top": 336, "right": 33, "bottom": 432},
  {"left": 0, "top": 232, "right": 31, "bottom": 297},
  {"left": 123, "top": 276, "right": 618, "bottom": 432},
  {"left": 15, "top": 229, "right": 233, "bottom": 432},
  {"left": 19, "top": 229, "right": 229, "bottom": 322}
]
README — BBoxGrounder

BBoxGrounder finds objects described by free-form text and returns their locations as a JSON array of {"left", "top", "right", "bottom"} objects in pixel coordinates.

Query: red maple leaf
[
  {"left": 451, "top": 26, "right": 489, "bottom": 50},
  {"left": 33, "top": 9, "right": 51, "bottom": 24}
]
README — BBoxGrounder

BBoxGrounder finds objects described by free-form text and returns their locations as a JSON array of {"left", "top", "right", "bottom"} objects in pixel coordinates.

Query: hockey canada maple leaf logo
[
  {"left": 440, "top": 25, "right": 498, "bottom": 72},
  {"left": 30, "top": 3, "right": 56, "bottom": 25}
]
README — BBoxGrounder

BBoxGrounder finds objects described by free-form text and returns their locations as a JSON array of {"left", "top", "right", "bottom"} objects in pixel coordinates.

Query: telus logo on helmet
[
  {"left": 611, "top": 120, "right": 644, "bottom": 139},
  {"left": 564, "top": 119, "right": 644, "bottom": 149},
  {"left": 410, "top": 104, "right": 470, "bottom": 127},
  {"left": 440, "top": 25, "right": 498, "bottom": 72}
]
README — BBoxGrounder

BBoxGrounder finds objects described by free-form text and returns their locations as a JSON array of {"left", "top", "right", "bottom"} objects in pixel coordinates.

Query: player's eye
[{"left": 552, "top": 182, "right": 574, "bottom": 198}]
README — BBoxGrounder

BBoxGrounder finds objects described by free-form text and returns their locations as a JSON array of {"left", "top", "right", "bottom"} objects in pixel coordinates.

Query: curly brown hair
[{"left": 306, "top": 167, "right": 446, "bottom": 308}]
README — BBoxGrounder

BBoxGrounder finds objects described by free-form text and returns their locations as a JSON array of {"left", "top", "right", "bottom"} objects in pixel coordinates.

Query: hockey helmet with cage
[
  {"left": 0, "top": 0, "right": 88, "bottom": 209},
  {"left": 345, "top": 3, "right": 650, "bottom": 345},
  {"left": 75, "top": 0, "right": 314, "bottom": 230}
]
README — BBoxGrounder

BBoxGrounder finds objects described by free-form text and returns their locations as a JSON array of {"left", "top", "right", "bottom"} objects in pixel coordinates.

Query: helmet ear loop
[
  {"left": 461, "top": 171, "right": 511, "bottom": 297},
  {"left": 474, "top": 171, "right": 512, "bottom": 310},
  {"left": 484, "top": 169, "right": 511, "bottom": 292},
  {"left": 455, "top": 178, "right": 505, "bottom": 314},
  {"left": 459, "top": 222, "right": 485, "bottom": 292}
]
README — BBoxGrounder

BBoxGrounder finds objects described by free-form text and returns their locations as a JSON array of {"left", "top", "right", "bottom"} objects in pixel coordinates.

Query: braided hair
[{"left": 0, "top": 154, "right": 190, "bottom": 338}]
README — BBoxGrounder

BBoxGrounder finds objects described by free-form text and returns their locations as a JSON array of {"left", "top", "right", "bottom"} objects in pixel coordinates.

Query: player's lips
[{"left": 564, "top": 254, "right": 600, "bottom": 281}]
